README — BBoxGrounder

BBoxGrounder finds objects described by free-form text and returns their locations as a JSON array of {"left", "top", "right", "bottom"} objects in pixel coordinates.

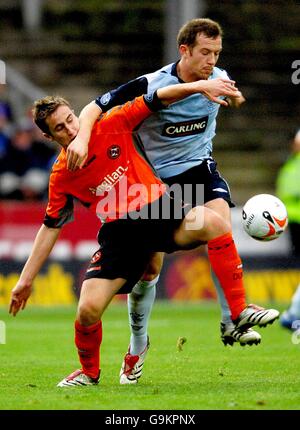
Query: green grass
[{"left": 0, "top": 301, "right": 300, "bottom": 410}]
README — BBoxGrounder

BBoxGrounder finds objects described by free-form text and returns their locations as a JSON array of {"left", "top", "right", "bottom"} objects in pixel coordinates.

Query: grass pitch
[{"left": 0, "top": 301, "right": 300, "bottom": 410}]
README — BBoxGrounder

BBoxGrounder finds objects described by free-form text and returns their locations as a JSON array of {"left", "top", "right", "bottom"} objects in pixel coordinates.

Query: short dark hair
[
  {"left": 32, "top": 95, "right": 70, "bottom": 134},
  {"left": 177, "top": 18, "right": 223, "bottom": 48}
]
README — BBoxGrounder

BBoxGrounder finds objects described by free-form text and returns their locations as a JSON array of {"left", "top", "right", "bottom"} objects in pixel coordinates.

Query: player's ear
[{"left": 179, "top": 44, "right": 190, "bottom": 57}]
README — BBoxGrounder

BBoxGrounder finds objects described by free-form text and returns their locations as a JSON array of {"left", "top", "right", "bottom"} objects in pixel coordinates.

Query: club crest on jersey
[
  {"left": 100, "top": 92, "right": 111, "bottom": 105},
  {"left": 107, "top": 145, "right": 121, "bottom": 159},
  {"left": 162, "top": 116, "right": 208, "bottom": 138}
]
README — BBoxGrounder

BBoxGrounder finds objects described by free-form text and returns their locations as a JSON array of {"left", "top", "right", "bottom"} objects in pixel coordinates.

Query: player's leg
[
  {"left": 128, "top": 252, "right": 163, "bottom": 355},
  {"left": 163, "top": 162, "right": 259, "bottom": 345},
  {"left": 203, "top": 161, "right": 266, "bottom": 343},
  {"left": 175, "top": 204, "right": 246, "bottom": 321},
  {"left": 280, "top": 283, "right": 300, "bottom": 330},
  {"left": 163, "top": 165, "right": 242, "bottom": 340},
  {"left": 205, "top": 198, "right": 261, "bottom": 346},
  {"left": 211, "top": 271, "right": 261, "bottom": 346},
  {"left": 203, "top": 165, "right": 246, "bottom": 327},
  {"left": 120, "top": 252, "right": 164, "bottom": 384},
  {"left": 58, "top": 277, "right": 126, "bottom": 387},
  {"left": 174, "top": 204, "right": 279, "bottom": 330}
]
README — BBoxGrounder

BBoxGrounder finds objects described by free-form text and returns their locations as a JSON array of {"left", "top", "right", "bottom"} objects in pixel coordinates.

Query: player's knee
[
  {"left": 77, "top": 300, "right": 101, "bottom": 325},
  {"left": 141, "top": 271, "right": 160, "bottom": 282},
  {"left": 213, "top": 215, "right": 231, "bottom": 235},
  {"left": 140, "top": 253, "right": 163, "bottom": 281},
  {"left": 176, "top": 206, "right": 231, "bottom": 245},
  {"left": 203, "top": 207, "right": 231, "bottom": 238}
]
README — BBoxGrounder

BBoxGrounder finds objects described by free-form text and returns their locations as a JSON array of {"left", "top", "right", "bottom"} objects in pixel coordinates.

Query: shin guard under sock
[
  {"left": 208, "top": 233, "right": 247, "bottom": 320},
  {"left": 75, "top": 320, "right": 102, "bottom": 379}
]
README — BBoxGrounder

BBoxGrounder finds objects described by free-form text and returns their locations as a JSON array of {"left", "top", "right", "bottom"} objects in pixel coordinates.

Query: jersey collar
[{"left": 171, "top": 61, "right": 185, "bottom": 83}]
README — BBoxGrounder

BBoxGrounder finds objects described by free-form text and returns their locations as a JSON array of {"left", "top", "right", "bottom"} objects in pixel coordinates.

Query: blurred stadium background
[{"left": 0, "top": 0, "right": 300, "bottom": 307}]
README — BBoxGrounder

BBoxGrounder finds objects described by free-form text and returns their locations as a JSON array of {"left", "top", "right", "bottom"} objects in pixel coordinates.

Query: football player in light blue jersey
[
  {"left": 66, "top": 18, "right": 262, "bottom": 383},
  {"left": 126, "top": 64, "right": 229, "bottom": 179}
]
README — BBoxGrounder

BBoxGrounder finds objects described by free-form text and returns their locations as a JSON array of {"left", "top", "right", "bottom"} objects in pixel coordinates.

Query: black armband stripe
[
  {"left": 143, "top": 90, "right": 165, "bottom": 112},
  {"left": 95, "top": 77, "right": 148, "bottom": 112}
]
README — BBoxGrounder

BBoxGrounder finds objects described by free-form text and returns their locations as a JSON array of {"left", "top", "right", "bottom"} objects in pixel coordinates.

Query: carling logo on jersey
[{"left": 162, "top": 116, "right": 208, "bottom": 138}]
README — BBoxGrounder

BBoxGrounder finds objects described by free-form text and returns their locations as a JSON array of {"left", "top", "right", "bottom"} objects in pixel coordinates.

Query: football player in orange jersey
[{"left": 9, "top": 79, "right": 279, "bottom": 387}]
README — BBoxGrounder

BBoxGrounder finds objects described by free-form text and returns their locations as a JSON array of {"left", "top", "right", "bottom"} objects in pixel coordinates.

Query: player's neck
[
  {"left": 176, "top": 61, "right": 189, "bottom": 83},
  {"left": 176, "top": 60, "right": 206, "bottom": 83}
]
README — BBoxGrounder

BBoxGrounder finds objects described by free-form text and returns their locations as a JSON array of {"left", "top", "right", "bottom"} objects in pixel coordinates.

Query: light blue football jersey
[{"left": 96, "top": 62, "right": 230, "bottom": 178}]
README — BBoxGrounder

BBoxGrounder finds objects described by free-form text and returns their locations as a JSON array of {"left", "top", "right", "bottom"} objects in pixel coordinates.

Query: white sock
[
  {"left": 211, "top": 269, "right": 232, "bottom": 325},
  {"left": 288, "top": 283, "right": 300, "bottom": 317},
  {"left": 128, "top": 275, "right": 159, "bottom": 355}
]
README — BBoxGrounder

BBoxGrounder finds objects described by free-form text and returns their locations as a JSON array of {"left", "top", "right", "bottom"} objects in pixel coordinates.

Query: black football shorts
[
  {"left": 162, "top": 158, "right": 235, "bottom": 208},
  {"left": 84, "top": 195, "right": 193, "bottom": 293}
]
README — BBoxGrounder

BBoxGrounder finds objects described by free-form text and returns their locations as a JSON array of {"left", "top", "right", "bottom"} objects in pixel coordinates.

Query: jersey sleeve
[
  {"left": 106, "top": 93, "right": 165, "bottom": 131},
  {"left": 43, "top": 173, "right": 74, "bottom": 228},
  {"left": 143, "top": 91, "right": 166, "bottom": 112},
  {"left": 95, "top": 76, "right": 148, "bottom": 112}
]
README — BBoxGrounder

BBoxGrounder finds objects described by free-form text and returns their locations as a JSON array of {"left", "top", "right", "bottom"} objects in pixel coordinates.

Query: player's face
[
  {"left": 180, "top": 33, "right": 222, "bottom": 81},
  {"left": 45, "top": 105, "right": 79, "bottom": 148}
]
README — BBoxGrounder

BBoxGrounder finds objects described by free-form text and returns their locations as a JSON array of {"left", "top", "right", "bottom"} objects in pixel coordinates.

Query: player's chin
[{"left": 199, "top": 71, "right": 212, "bottom": 80}]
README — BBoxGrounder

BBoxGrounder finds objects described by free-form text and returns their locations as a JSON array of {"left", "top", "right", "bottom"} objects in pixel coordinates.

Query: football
[{"left": 242, "top": 194, "right": 288, "bottom": 241}]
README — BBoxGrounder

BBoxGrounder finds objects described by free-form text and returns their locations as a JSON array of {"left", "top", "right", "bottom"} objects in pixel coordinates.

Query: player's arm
[
  {"left": 66, "top": 101, "right": 101, "bottom": 171},
  {"left": 120, "top": 79, "right": 242, "bottom": 130},
  {"left": 67, "top": 77, "right": 240, "bottom": 169},
  {"left": 9, "top": 224, "right": 61, "bottom": 316},
  {"left": 67, "top": 77, "right": 148, "bottom": 171},
  {"left": 156, "top": 78, "right": 242, "bottom": 107}
]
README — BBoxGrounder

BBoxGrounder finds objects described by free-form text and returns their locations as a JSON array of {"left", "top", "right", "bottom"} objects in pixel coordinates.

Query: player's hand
[
  {"left": 227, "top": 93, "right": 246, "bottom": 108},
  {"left": 66, "top": 136, "right": 88, "bottom": 171},
  {"left": 9, "top": 282, "right": 32, "bottom": 316},
  {"left": 198, "top": 78, "right": 242, "bottom": 106}
]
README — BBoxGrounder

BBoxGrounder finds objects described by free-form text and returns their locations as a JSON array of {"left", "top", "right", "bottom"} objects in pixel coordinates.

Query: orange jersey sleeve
[{"left": 44, "top": 154, "right": 75, "bottom": 228}]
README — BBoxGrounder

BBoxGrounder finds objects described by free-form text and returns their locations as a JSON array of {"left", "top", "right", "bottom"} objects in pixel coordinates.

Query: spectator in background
[
  {"left": 276, "top": 128, "right": 300, "bottom": 330},
  {"left": 0, "top": 100, "right": 13, "bottom": 158},
  {"left": 0, "top": 116, "right": 57, "bottom": 201}
]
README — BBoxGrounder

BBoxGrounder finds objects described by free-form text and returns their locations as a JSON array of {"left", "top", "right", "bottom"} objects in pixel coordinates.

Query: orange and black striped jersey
[{"left": 44, "top": 95, "right": 166, "bottom": 228}]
